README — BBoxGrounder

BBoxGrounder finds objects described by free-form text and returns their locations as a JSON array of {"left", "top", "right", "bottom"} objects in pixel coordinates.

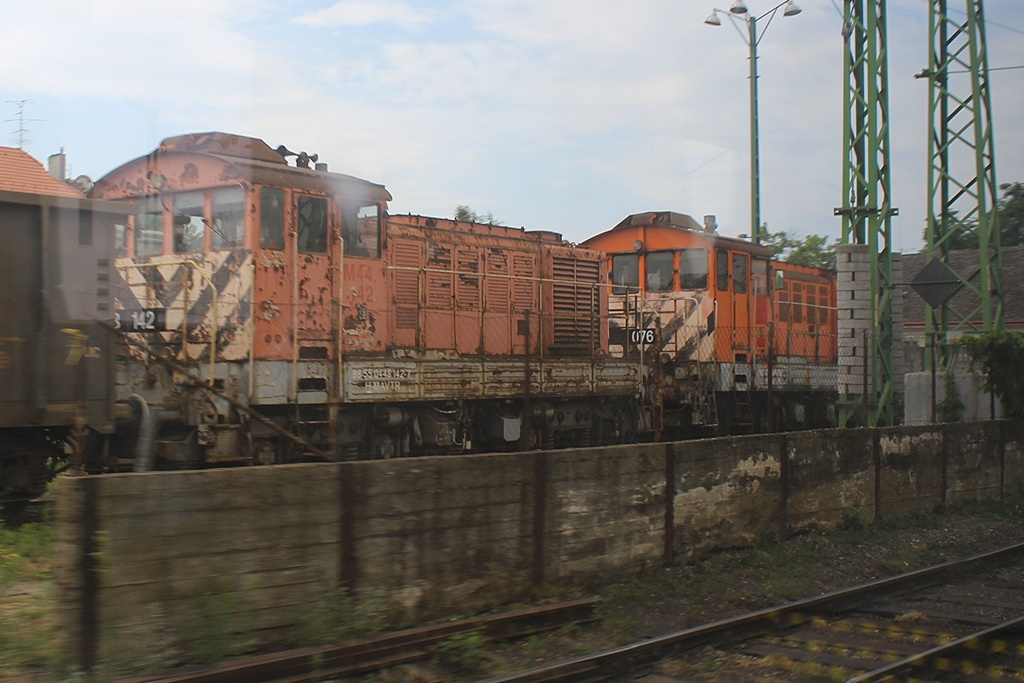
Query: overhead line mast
[
  {"left": 922, "top": 0, "right": 1003, "bottom": 356},
  {"left": 836, "top": 0, "right": 898, "bottom": 428}
]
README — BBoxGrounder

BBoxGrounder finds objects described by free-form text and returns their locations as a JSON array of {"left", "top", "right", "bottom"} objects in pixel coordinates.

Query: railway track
[
  {"left": 114, "top": 597, "right": 598, "bottom": 683},
  {"left": 479, "top": 541, "right": 1024, "bottom": 682}
]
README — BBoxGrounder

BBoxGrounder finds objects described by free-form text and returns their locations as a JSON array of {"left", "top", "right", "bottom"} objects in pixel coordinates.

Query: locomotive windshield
[
  {"left": 173, "top": 192, "right": 204, "bottom": 253},
  {"left": 646, "top": 252, "right": 673, "bottom": 292},
  {"left": 211, "top": 188, "right": 245, "bottom": 249}
]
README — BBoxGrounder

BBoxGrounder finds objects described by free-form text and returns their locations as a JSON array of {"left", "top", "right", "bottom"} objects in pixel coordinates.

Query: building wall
[{"left": 54, "top": 420, "right": 1024, "bottom": 674}]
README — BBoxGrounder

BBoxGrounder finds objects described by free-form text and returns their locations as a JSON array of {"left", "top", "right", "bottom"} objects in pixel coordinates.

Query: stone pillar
[{"left": 836, "top": 244, "right": 871, "bottom": 401}]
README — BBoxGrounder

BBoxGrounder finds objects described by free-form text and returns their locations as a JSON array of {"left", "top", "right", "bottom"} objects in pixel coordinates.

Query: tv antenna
[{"left": 5, "top": 99, "right": 43, "bottom": 148}]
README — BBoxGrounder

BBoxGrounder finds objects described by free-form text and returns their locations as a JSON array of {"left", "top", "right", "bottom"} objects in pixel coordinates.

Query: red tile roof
[{"left": 0, "top": 146, "right": 84, "bottom": 198}]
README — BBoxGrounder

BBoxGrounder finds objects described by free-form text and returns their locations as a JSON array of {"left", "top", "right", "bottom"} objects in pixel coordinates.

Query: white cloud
[
  {"left": 291, "top": 1, "right": 430, "bottom": 29},
  {"left": 2, "top": 0, "right": 1022, "bottom": 248}
]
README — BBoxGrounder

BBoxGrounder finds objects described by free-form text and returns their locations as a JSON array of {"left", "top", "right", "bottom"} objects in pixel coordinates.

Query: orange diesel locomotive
[
  {"left": 582, "top": 211, "right": 837, "bottom": 438},
  {"left": 89, "top": 133, "right": 643, "bottom": 465}
]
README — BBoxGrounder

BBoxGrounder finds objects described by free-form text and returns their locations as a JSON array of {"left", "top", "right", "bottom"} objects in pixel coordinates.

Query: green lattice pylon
[
  {"left": 923, "top": 0, "right": 1003, "bottom": 368},
  {"left": 836, "top": 0, "right": 897, "bottom": 427}
]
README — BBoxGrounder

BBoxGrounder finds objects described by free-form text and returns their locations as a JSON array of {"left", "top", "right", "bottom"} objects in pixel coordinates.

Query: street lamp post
[{"left": 705, "top": 1, "right": 801, "bottom": 245}]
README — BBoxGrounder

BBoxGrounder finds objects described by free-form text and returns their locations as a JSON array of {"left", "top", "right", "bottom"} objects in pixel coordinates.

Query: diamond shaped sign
[{"left": 910, "top": 258, "right": 962, "bottom": 309}]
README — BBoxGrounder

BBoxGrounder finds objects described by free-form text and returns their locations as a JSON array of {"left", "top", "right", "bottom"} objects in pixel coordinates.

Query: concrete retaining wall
[{"left": 54, "top": 420, "right": 1024, "bottom": 674}]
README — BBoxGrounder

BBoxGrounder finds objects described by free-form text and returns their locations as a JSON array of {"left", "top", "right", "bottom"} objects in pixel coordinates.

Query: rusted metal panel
[
  {"left": 342, "top": 358, "right": 638, "bottom": 403},
  {"left": 342, "top": 259, "right": 387, "bottom": 353}
]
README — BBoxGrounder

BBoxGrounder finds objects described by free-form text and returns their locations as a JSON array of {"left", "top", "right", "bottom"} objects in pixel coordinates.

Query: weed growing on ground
[
  {"left": 294, "top": 584, "right": 388, "bottom": 647},
  {"left": 436, "top": 630, "right": 487, "bottom": 671}
]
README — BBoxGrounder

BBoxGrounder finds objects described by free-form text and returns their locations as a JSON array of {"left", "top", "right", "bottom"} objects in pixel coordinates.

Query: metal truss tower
[
  {"left": 836, "top": 0, "right": 898, "bottom": 427},
  {"left": 922, "top": 0, "right": 1003, "bottom": 353}
]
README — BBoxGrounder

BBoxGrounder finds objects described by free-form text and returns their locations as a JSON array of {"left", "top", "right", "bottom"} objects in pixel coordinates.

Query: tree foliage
[
  {"left": 922, "top": 181, "right": 1024, "bottom": 250},
  {"left": 760, "top": 226, "right": 838, "bottom": 270},
  {"left": 454, "top": 205, "right": 500, "bottom": 225},
  {"left": 956, "top": 330, "right": 1024, "bottom": 418}
]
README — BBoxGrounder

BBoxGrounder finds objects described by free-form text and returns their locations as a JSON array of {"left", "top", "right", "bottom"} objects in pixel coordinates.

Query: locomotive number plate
[
  {"left": 115, "top": 308, "right": 167, "bottom": 332},
  {"left": 630, "top": 329, "right": 655, "bottom": 345}
]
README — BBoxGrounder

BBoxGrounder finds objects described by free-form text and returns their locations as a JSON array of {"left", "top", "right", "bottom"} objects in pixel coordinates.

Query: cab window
[
  {"left": 645, "top": 251, "right": 674, "bottom": 292},
  {"left": 733, "top": 253, "right": 748, "bottom": 294},
  {"left": 211, "top": 187, "right": 245, "bottom": 249},
  {"left": 752, "top": 258, "right": 768, "bottom": 296},
  {"left": 135, "top": 195, "right": 164, "bottom": 256},
  {"left": 679, "top": 248, "right": 708, "bottom": 289},
  {"left": 342, "top": 201, "right": 380, "bottom": 257},
  {"left": 260, "top": 187, "right": 285, "bottom": 250},
  {"left": 612, "top": 253, "right": 639, "bottom": 294},
  {"left": 297, "top": 195, "right": 328, "bottom": 254},
  {"left": 716, "top": 250, "right": 729, "bottom": 291},
  {"left": 173, "top": 192, "right": 205, "bottom": 253}
]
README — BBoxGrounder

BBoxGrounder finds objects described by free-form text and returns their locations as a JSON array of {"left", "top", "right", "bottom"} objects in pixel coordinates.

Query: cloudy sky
[{"left": 3, "top": 0, "right": 1022, "bottom": 253}]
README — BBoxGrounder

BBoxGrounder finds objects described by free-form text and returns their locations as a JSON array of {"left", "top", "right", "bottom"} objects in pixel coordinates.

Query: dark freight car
[{"left": 0, "top": 147, "right": 130, "bottom": 508}]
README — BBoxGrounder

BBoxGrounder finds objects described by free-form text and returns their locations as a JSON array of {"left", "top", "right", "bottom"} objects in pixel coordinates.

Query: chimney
[
  {"left": 703, "top": 215, "right": 718, "bottom": 232},
  {"left": 48, "top": 150, "right": 67, "bottom": 180}
]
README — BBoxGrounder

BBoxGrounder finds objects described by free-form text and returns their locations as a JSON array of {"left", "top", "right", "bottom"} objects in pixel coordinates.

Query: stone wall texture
[{"left": 54, "top": 420, "right": 1024, "bottom": 673}]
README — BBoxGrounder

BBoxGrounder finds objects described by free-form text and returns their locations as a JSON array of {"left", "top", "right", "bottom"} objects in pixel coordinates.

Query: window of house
[
  {"left": 260, "top": 187, "right": 284, "bottom": 250},
  {"left": 173, "top": 192, "right": 205, "bottom": 253},
  {"left": 732, "top": 253, "right": 748, "bottom": 294},
  {"left": 646, "top": 251, "right": 674, "bottom": 292},
  {"left": 297, "top": 195, "right": 328, "bottom": 253},
  {"left": 679, "top": 248, "right": 707, "bottom": 289},
  {"left": 342, "top": 201, "right": 380, "bottom": 257},
  {"left": 716, "top": 250, "right": 729, "bottom": 291},
  {"left": 135, "top": 195, "right": 163, "bottom": 256},
  {"left": 612, "top": 253, "right": 639, "bottom": 294},
  {"left": 211, "top": 187, "right": 245, "bottom": 249}
]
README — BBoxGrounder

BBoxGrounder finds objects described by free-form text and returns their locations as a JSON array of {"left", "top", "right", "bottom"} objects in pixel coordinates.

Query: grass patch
[{"left": 0, "top": 520, "right": 59, "bottom": 678}]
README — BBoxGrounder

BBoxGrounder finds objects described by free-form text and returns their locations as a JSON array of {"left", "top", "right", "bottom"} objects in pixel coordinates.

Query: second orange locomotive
[{"left": 583, "top": 211, "right": 837, "bottom": 438}]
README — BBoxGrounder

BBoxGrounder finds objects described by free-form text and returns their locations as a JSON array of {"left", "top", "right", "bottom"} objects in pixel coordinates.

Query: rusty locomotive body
[
  {"left": 2, "top": 132, "right": 840, "bottom": 492},
  {"left": 88, "top": 133, "right": 645, "bottom": 465}
]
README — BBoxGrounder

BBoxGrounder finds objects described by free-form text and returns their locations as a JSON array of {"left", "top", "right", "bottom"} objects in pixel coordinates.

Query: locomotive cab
[{"left": 91, "top": 132, "right": 393, "bottom": 465}]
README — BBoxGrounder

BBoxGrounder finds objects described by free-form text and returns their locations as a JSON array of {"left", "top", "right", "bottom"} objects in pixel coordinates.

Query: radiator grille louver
[
  {"left": 551, "top": 257, "right": 600, "bottom": 352},
  {"left": 393, "top": 240, "right": 422, "bottom": 330}
]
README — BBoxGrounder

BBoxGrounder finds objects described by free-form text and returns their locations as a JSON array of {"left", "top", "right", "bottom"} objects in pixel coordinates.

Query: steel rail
[
  {"left": 114, "top": 597, "right": 598, "bottom": 683},
  {"left": 846, "top": 612, "right": 1024, "bottom": 683},
  {"left": 478, "top": 541, "right": 1024, "bottom": 683}
]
